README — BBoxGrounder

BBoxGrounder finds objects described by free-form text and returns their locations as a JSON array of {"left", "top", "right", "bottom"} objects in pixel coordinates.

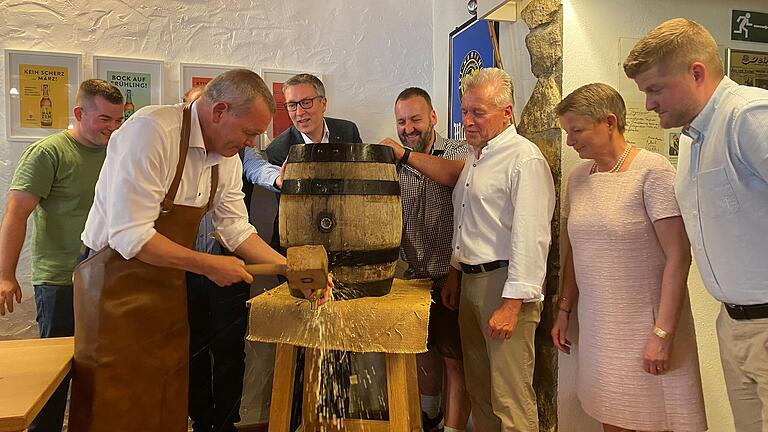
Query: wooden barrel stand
[{"left": 268, "top": 344, "right": 422, "bottom": 432}]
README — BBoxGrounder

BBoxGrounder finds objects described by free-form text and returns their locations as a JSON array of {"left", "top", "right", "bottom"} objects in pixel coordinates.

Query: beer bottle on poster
[
  {"left": 40, "top": 84, "right": 53, "bottom": 127},
  {"left": 123, "top": 89, "right": 135, "bottom": 121}
]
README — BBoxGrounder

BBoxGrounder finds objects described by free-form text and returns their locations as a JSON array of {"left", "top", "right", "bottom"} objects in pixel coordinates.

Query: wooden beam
[{"left": 268, "top": 344, "right": 297, "bottom": 432}]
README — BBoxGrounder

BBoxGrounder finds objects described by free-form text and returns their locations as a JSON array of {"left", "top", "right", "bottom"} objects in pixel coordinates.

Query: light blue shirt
[
  {"left": 194, "top": 210, "right": 222, "bottom": 254},
  {"left": 242, "top": 147, "right": 280, "bottom": 193},
  {"left": 677, "top": 76, "right": 768, "bottom": 305},
  {"left": 196, "top": 147, "right": 279, "bottom": 254}
]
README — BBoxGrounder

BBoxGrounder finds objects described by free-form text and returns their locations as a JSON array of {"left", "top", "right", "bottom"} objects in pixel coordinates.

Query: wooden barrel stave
[{"left": 279, "top": 143, "right": 402, "bottom": 299}]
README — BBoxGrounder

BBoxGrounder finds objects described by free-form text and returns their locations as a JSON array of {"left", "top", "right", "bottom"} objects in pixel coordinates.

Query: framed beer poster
[
  {"left": 93, "top": 56, "right": 164, "bottom": 121},
  {"left": 179, "top": 63, "right": 241, "bottom": 102},
  {"left": 4, "top": 49, "right": 82, "bottom": 141}
]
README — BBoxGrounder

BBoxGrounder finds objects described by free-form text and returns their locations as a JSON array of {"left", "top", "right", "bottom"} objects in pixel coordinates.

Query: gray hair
[
  {"left": 283, "top": 73, "right": 326, "bottom": 98},
  {"left": 460, "top": 67, "right": 515, "bottom": 109},
  {"left": 202, "top": 69, "right": 276, "bottom": 114}
]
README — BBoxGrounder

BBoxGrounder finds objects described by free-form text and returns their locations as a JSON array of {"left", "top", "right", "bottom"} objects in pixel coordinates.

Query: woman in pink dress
[{"left": 551, "top": 83, "right": 707, "bottom": 432}]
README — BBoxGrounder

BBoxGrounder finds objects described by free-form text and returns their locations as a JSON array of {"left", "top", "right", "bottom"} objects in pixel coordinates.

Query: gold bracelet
[
  {"left": 558, "top": 296, "right": 571, "bottom": 313},
  {"left": 653, "top": 325, "right": 671, "bottom": 339},
  {"left": 558, "top": 305, "right": 571, "bottom": 314}
]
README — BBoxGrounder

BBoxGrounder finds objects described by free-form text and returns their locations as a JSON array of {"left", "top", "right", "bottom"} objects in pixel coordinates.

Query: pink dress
[{"left": 567, "top": 150, "right": 707, "bottom": 431}]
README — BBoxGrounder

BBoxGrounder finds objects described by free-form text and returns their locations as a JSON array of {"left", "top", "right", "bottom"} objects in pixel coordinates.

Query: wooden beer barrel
[{"left": 279, "top": 143, "right": 402, "bottom": 299}]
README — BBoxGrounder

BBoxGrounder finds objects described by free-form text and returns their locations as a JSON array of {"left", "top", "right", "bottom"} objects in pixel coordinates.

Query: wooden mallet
[{"left": 244, "top": 245, "right": 329, "bottom": 298}]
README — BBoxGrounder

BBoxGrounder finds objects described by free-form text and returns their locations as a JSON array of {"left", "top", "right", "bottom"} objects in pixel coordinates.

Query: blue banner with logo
[{"left": 449, "top": 18, "right": 497, "bottom": 140}]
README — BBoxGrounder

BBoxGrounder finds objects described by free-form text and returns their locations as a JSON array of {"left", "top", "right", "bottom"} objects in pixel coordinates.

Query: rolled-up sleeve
[
  {"left": 106, "top": 118, "right": 173, "bottom": 259},
  {"left": 212, "top": 156, "right": 257, "bottom": 252},
  {"left": 503, "top": 157, "right": 555, "bottom": 301}
]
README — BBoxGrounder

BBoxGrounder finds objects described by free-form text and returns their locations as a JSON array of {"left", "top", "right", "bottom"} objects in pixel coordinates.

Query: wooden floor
[{"left": 237, "top": 424, "right": 268, "bottom": 432}]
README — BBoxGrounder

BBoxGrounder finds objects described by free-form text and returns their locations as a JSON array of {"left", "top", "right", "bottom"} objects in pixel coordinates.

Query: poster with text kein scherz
[{"left": 19, "top": 64, "right": 69, "bottom": 129}]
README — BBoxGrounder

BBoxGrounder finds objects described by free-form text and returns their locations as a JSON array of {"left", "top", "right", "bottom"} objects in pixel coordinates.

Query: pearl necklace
[{"left": 591, "top": 144, "right": 632, "bottom": 174}]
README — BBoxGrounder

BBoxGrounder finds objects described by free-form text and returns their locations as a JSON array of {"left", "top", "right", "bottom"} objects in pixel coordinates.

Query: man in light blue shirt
[
  {"left": 242, "top": 146, "right": 281, "bottom": 191},
  {"left": 626, "top": 18, "right": 768, "bottom": 431}
]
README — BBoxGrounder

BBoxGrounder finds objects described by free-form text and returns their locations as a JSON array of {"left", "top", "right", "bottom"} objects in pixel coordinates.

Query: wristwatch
[{"left": 399, "top": 146, "right": 413, "bottom": 166}]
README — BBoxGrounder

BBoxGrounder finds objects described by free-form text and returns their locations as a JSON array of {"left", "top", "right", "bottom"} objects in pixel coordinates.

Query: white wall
[
  {"left": 3, "top": 0, "right": 757, "bottom": 429},
  {"left": 561, "top": 1, "right": 768, "bottom": 431},
  {"left": 0, "top": 0, "right": 435, "bottom": 339}
]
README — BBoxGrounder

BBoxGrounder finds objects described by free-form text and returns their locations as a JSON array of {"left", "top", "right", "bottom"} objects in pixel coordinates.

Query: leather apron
[{"left": 70, "top": 105, "right": 219, "bottom": 431}]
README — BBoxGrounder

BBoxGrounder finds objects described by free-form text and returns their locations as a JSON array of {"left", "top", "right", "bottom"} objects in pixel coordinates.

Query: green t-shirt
[{"left": 10, "top": 130, "right": 106, "bottom": 285}]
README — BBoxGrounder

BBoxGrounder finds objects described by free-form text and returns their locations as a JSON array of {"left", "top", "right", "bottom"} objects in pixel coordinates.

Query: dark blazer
[{"left": 265, "top": 117, "right": 363, "bottom": 165}]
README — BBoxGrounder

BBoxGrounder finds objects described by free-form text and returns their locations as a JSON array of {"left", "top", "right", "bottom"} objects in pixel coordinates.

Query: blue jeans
[{"left": 29, "top": 284, "right": 74, "bottom": 432}]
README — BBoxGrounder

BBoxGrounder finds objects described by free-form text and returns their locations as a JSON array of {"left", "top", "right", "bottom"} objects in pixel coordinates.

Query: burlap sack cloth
[{"left": 247, "top": 278, "right": 432, "bottom": 353}]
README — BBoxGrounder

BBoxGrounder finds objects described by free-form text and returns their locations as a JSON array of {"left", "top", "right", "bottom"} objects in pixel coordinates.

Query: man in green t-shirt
[{"left": 0, "top": 79, "right": 123, "bottom": 432}]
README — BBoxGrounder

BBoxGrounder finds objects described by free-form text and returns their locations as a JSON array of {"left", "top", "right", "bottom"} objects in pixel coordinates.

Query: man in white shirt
[
  {"left": 71, "top": 69, "right": 324, "bottom": 432},
  {"left": 443, "top": 68, "right": 555, "bottom": 431},
  {"left": 625, "top": 18, "right": 768, "bottom": 431}
]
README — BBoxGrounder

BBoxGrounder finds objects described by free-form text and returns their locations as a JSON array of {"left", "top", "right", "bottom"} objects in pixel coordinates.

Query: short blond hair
[
  {"left": 624, "top": 18, "right": 724, "bottom": 79},
  {"left": 556, "top": 83, "right": 626, "bottom": 133}
]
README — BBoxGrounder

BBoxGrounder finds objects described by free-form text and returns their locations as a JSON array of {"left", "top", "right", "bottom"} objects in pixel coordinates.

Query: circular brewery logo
[{"left": 459, "top": 50, "right": 483, "bottom": 98}]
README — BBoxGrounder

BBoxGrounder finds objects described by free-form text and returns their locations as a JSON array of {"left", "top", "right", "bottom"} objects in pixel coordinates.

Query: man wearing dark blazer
[
  {"left": 244, "top": 73, "right": 363, "bottom": 243},
  {"left": 248, "top": 73, "right": 362, "bottom": 169},
  {"left": 241, "top": 73, "right": 362, "bottom": 426},
  {"left": 265, "top": 117, "right": 361, "bottom": 165}
]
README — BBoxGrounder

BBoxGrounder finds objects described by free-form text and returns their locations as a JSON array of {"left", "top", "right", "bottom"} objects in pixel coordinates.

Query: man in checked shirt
[{"left": 380, "top": 87, "right": 471, "bottom": 432}]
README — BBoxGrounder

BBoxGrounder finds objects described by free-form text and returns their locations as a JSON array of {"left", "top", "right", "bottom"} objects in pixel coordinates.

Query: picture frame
[
  {"left": 448, "top": 18, "right": 499, "bottom": 140},
  {"left": 4, "top": 49, "right": 82, "bottom": 141},
  {"left": 93, "top": 55, "right": 164, "bottom": 121},
  {"left": 726, "top": 48, "right": 768, "bottom": 90},
  {"left": 260, "top": 68, "right": 323, "bottom": 146},
  {"left": 179, "top": 62, "right": 242, "bottom": 102}
]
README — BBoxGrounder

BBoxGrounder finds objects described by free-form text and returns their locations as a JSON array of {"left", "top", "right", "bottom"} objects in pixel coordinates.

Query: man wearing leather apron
[{"left": 70, "top": 69, "right": 327, "bottom": 432}]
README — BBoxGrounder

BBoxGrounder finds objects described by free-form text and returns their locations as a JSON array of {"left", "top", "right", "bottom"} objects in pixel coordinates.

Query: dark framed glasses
[{"left": 284, "top": 95, "right": 323, "bottom": 112}]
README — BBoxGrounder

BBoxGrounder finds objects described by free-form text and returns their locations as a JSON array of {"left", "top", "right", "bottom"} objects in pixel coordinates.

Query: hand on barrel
[
  {"left": 202, "top": 255, "right": 254, "bottom": 287},
  {"left": 275, "top": 160, "right": 287, "bottom": 190},
  {"left": 378, "top": 138, "right": 405, "bottom": 161}
]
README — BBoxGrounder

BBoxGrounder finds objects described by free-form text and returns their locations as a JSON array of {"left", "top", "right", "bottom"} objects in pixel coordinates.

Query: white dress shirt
[
  {"left": 677, "top": 76, "right": 768, "bottom": 305},
  {"left": 299, "top": 120, "right": 330, "bottom": 144},
  {"left": 82, "top": 102, "right": 256, "bottom": 259},
  {"left": 451, "top": 124, "right": 555, "bottom": 302}
]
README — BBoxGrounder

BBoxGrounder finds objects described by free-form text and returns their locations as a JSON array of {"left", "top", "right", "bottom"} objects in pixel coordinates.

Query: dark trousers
[
  {"left": 186, "top": 272, "right": 250, "bottom": 432},
  {"left": 29, "top": 285, "right": 74, "bottom": 432}
]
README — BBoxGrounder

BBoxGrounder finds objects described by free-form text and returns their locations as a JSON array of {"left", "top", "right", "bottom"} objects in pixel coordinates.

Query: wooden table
[{"left": 0, "top": 337, "right": 74, "bottom": 432}]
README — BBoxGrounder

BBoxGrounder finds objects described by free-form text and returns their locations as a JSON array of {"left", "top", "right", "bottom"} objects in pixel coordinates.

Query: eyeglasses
[{"left": 284, "top": 96, "right": 323, "bottom": 112}]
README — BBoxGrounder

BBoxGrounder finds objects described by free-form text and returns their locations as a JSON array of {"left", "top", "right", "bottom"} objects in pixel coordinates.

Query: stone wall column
[{"left": 517, "top": 1, "right": 563, "bottom": 430}]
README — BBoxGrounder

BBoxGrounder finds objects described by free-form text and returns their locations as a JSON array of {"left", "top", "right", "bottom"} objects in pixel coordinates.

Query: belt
[
  {"left": 724, "top": 302, "right": 768, "bottom": 320},
  {"left": 460, "top": 260, "right": 508, "bottom": 274}
]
